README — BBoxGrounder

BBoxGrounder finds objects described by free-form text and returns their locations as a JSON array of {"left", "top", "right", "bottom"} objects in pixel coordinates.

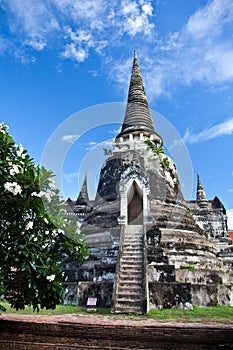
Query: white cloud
[
  {"left": 129, "top": 0, "right": 233, "bottom": 97},
  {"left": 102, "top": 140, "right": 113, "bottom": 147},
  {"left": 65, "top": 28, "right": 92, "bottom": 43},
  {"left": 186, "top": 0, "right": 233, "bottom": 38},
  {"left": 108, "top": 57, "right": 133, "bottom": 96},
  {"left": 53, "top": 0, "right": 105, "bottom": 26},
  {"left": 121, "top": 0, "right": 138, "bottom": 16},
  {"left": 227, "top": 209, "right": 233, "bottom": 229},
  {"left": 0, "top": 37, "right": 10, "bottom": 55},
  {"left": 2, "top": 0, "right": 233, "bottom": 96},
  {"left": 108, "top": 128, "right": 121, "bottom": 134},
  {"left": 63, "top": 171, "right": 78, "bottom": 184},
  {"left": 25, "top": 35, "right": 47, "bottom": 51},
  {"left": 84, "top": 141, "right": 98, "bottom": 151},
  {"left": 61, "top": 134, "right": 80, "bottom": 143},
  {"left": 142, "top": 3, "right": 153, "bottom": 16},
  {"left": 5, "top": 0, "right": 59, "bottom": 35},
  {"left": 120, "top": 0, "right": 154, "bottom": 37},
  {"left": 62, "top": 44, "right": 88, "bottom": 62},
  {"left": 62, "top": 27, "right": 94, "bottom": 63},
  {"left": 0, "top": 0, "right": 155, "bottom": 63},
  {"left": 183, "top": 118, "right": 233, "bottom": 144}
]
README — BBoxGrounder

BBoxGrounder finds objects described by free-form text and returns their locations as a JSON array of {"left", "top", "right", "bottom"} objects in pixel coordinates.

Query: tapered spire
[
  {"left": 76, "top": 174, "right": 89, "bottom": 205},
  {"left": 196, "top": 173, "right": 208, "bottom": 206},
  {"left": 116, "top": 52, "right": 162, "bottom": 143}
]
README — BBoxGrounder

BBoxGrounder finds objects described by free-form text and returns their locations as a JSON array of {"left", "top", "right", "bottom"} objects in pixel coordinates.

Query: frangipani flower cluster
[
  {"left": 0, "top": 121, "right": 88, "bottom": 312},
  {"left": 0, "top": 122, "right": 9, "bottom": 134},
  {"left": 31, "top": 190, "right": 53, "bottom": 202},
  {"left": 4, "top": 182, "right": 22, "bottom": 195}
]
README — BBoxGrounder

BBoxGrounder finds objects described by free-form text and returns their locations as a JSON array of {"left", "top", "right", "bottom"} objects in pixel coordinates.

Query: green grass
[
  {"left": 148, "top": 305, "right": 233, "bottom": 323},
  {"left": 1, "top": 301, "right": 233, "bottom": 323},
  {"left": 0, "top": 301, "right": 110, "bottom": 316}
]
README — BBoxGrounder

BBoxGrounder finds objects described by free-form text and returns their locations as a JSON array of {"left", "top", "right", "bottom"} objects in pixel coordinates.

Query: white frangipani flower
[
  {"left": 31, "top": 191, "right": 52, "bottom": 202},
  {"left": 46, "top": 274, "right": 55, "bottom": 282},
  {"left": 25, "top": 221, "right": 34, "bottom": 230},
  {"left": 4, "top": 182, "right": 22, "bottom": 195},
  {"left": 31, "top": 192, "right": 41, "bottom": 197},
  {"left": 0, "top": 122, "right": 9, "bottom": 134},
  {"left": 9, "top": 164, "right": 20, "bottom": 176},
  {"left": 16, "top": 144, "right": 26, "bottom": 159}
]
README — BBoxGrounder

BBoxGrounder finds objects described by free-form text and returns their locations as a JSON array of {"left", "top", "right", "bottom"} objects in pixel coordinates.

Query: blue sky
[{"left": 0, "top": 0, "right": 233, "bottom": 227}]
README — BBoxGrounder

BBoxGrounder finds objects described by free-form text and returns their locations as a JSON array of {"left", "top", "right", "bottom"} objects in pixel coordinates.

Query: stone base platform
[{"left": 0, "top": 314, "right": 233, "bottom": 349}]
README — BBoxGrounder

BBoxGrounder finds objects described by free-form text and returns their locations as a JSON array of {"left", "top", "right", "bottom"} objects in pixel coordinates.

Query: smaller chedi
[{"left": 64, "top": 52, "right": 233, "bottom": 313}]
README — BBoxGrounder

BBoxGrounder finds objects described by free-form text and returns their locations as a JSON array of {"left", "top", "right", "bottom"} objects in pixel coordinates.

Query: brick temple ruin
[{"left": 64, "top": 52, "right": 233, "bottom": 313}]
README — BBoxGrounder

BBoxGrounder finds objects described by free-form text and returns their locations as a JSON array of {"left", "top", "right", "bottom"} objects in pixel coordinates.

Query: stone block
[
  {"left": 149, "top": 282, "right": 192, "bottom": 309},
  {"left": 77, "top": 281, "right": 113, "bottom": 307}
]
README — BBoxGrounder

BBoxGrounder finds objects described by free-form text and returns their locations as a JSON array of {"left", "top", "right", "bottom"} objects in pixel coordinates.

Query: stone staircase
[{"left": 113, "top": 225, "right": 145, "bottom": 314}]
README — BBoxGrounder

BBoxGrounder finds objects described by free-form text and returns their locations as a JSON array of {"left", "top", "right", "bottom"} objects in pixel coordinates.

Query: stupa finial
[{"left": 116, "top": 52, "right": 162, "bottom": 144}]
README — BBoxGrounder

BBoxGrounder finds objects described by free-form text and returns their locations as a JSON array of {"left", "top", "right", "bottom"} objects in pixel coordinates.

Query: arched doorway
[{"left": 127, "top": 181, "right": 143, "bottom": 225}]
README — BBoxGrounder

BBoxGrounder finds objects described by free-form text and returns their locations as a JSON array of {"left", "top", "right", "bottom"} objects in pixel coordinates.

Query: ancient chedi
[{"left": 64, "top": 52, "right": 233, "bottom": 313}]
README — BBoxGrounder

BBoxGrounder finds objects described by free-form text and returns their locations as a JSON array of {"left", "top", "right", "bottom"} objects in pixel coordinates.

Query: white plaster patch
[{"left": 165, "top": 170, "right": 175, "bottom": 188}]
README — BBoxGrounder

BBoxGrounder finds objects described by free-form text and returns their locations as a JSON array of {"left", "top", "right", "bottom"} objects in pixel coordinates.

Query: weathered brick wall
[
  {"left": 192, "top": 283, "right": 233, "bottom": 307},
  {"left": 149, "top": 282, "right": 192, "bottom": 309},
  {"left": 77, "top": 281, "right": 113, "bottom": 307},
  {"left": 0, "top": 318, "right": 233, "bottom": 349}
]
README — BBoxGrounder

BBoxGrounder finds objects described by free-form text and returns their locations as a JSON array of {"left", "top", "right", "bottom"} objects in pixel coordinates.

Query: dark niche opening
[{"left": 127, "top": 181, "right": 143, "bottom": 225}]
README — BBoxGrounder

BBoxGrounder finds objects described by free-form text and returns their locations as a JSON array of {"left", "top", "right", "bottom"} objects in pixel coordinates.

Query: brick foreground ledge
[{"left": 1, "top": 314, "right": 233, "bottom": 349}]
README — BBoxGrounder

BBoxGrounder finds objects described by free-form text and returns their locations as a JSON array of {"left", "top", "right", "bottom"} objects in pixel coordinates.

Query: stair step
[
  {"left": 118, "top": 285, "right": 142, "bottom": 292},
  {"left": 118, "top": 277, "right": 143, "bottom": 283},
  {"left": 120, "top": 262, "right": 142, "bottom": 266},
  {"left": 120, "top": 264, "right": 142, "bottom": 268},
  {"left": 118, "top": 278, "right": 143, "bottom": 283},
  {"left": 120, "top": 261, "right": 142, "bottom": 265},
  {"left": 118, "top": 281, "right": 143, "bottom": 287},
  {"left": 119, "top": 276, "right": 142, "bottom": 284},
  {"left": 120, "top": 267, "right": 142, "bottom": 276},
  {"left": 117, "top": 287, "right": 141, "bottom": 292},
  {"left": 118, "top": 279, "right": 143, "bottom": 283},
  {"left": 121, "top": 254, "right": 142, "bottom": 258},
  {"left": 121, "top": 259, "right": 143, "bottom": 263},
  {"left": 121, "top": 255, "right": 142, "bottom": 259},
  {"left": 117, "top": 302, "right": 142, "bottom": 312},
  {"left": 122, "top": 249, "right": 142, "bottom": 252},
  {"left": 120, "top": 269, "right": 142, "bottom": 277},
  {"left": 120, "top": 268, "right": 142, "bottom": 272},
  {"left": 113, "top": 225, "right": 144, "bottom": 314},
  {"left": 114, "top": 307, "right": 143, "bottom": 314},
  {"left": 119, "top": 274, "right": 142, "bottom": 279},
  {"left": 123, "top": 243, "right": 143, "bottom": 247},
  {"left": 121, "top": 261, "right": 142, "bottom": 265},
  {"left": 122, "top": 252, "right": 142, "bottom": 256},
  {"left": 118, "top": 284, "right": 142, "bottom": 290},
  {"left": 116, "top": 295, "right": 142, "bottom": 301},
  {"left": 115, "top": 299, "right": 142, "bottom": 307},
  {"left": 124, "top": 243, "right": 142, "bottom": 246},
  {"left": 121, "top": 263, "right": 142, "bottom": 267},
  {"left": 117, "top": 291, "right": 142, "bottom": 298},
  {"left": 121, "top": 254, "right": 142, "bottom": 257}
]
